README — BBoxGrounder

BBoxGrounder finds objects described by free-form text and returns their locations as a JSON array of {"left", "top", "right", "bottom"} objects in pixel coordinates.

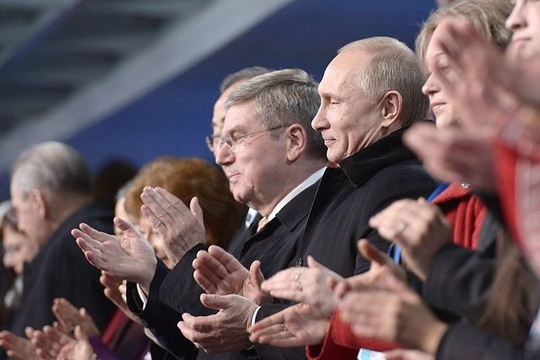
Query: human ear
[
  {"left": 286, "top": 124, "right": 307, "bottom": 162},
  {"left": 29, "top": 189, "right": 48, "bottom": 219},
  {"left": 380, "top": 91, "right": 403, "bottom": 128}
]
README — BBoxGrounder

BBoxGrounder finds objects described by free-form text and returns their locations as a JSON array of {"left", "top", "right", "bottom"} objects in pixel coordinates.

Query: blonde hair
[{"left": 415, "top": 0, "right": 512, "bottom": 72}]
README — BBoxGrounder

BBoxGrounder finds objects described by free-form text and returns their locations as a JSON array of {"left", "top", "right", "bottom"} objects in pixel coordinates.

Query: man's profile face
[{"left": 312, "top": 50, "right": 383, "bottom": 164}]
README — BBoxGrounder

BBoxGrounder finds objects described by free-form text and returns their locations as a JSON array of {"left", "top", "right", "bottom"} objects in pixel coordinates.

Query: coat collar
[{"left": 339, "top": 125, "right": 421, "bottom": 188}]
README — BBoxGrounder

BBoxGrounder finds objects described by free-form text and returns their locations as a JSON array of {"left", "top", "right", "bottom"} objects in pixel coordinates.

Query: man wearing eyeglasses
[{"left": 74, "top": 68, "right": 329, "bottom": 359}]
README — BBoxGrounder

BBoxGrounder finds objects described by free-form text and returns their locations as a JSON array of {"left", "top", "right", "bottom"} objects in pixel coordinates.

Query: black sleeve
[
  {"left": 423, "top": 243, "right": 494, "bottom": 321},
  {"left": 126, "top": 260, "right": 198, "bottom": 360},
  {"left": 437, "top": 322, "right": 527, "bottom": 360},
  {"left": 159, "top": 244, "right": 214, "bottom": 316}
]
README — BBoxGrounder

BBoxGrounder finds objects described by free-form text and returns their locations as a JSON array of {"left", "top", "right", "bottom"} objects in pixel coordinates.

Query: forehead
[
  {"left": 319, "top": 50, "right": 370, "bottom": 95},
  {"left": 222, "top": 99, "right": 259, "bottom": 132},
  {"left": 425, "top": 27, "right": 449, "bottom": 60}
]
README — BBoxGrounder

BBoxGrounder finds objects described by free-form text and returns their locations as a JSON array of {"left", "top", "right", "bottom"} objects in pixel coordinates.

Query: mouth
[
  {"left": 227, "top": 172, "right": 240, "bottom": 182},
  {"left": 510, "top": 36, "right": 530, "bottom": 48},
  {"left": 431, "top": 103, "right": 446, "bottom": 115},
  {"left": 322, "top": 137, "right": 335, "bottom": 147}
]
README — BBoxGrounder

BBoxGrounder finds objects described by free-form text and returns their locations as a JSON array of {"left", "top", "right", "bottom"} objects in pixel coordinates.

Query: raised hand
[
  {"left": 368, "top": 198, "right": 451, "bottom": 281},
  {"left": 141, "top": 187, "right": 206, "bottom": 264},
  {"left": 100, "top": 271, "right": 142, "bottom": 325},
  {"left": 193, "top": 245, "right": 271, "bottom": 304},
  {"left": 178, "top": 294, "right": 257, "bottom": 353},
  {"left": 56, "top": 326, "right": 94, "bottom": 360},
  {"left": 0, "top": 329, "right": 39, "bottom": 360},
  {"left": 31, "top": 325, "right": 71, "bottom": 360},
  {"left": 51, "top": 298, "right": 100, "bottom": 338},
  {"left": 404, "top": 124, "right": 496, "bottom": 191},
  {"left": 261, "top": 256, "right": 343, "bottom": 317},
  {"left": 334, "top": 239, "right": 407, "bottom": 298},
  {"left": 247, "top": 257, "right": 342, "bottom": 347},
  {"left": 249, "top": 302, "right": 330, "bottom": 347},
  {"left": 338, "top": 276, "right": 447, "bottom": 355},
  {"left": 72, "top": 217, "right": 157, "bottom": 292}
]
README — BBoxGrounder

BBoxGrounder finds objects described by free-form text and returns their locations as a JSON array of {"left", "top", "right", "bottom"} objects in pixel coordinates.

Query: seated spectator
[
  {"left": 0, "top": 141, "right": 116, "bottom": 359},
  {"left": 0, "top": 201, "right": 38, "bottom": 329}
]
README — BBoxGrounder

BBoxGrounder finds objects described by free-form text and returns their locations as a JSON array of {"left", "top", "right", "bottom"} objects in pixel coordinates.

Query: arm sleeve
[
  {"left": 126, "top": 260, "right": 198, "bottom": 360},
  {"left": 437, "top": 321, "right": 525, "bottom": 360},
  {"left": 423, "top": 243, "right": 494, "bottom": 321}
]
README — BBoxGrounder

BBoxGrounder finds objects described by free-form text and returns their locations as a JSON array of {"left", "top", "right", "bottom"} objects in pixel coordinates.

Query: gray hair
[
  {"left": 220, "top": 66, "right": 276, "bottom": 93},
  {"left": 339, "top": 37, "right": 429, "bottom": 126},
  {"left": 11, "top": 141, "right": 92, "bottom": 198},
  {"left": 225, "top": 68, "right": 327, "bottom": 160}
]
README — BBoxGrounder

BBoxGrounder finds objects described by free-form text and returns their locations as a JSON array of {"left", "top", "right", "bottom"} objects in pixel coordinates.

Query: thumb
[
  {"left": 200, "top": 293, "right": 232, "bottom": 311},
  {"left": 74, "top": 326, "right": 89, "bottom": 342},
  {"left": 357, "top": 239, "right": 388, "bottom": 268},
  {"left": 113, "top": 216, "right": 135, "bottom": 233},
  {"left": 190, "top": 197, "right": 204, "bottom": 226},
  {"left": 249, "top": 260, "right": 265, "bottom": 289},
  {"left": 307, "top": 255, "right": 324, "bottom": 269}
]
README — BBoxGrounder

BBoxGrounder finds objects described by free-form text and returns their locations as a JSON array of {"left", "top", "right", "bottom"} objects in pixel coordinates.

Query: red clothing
[
  {"left": 306, "top": 182, "right": 488, "bottom": 360},
  {"left": 432, "top": 182, "right": 487, "bottom": 250},
  {"left": 307, "top": 311, "right": 399, "bottom": 360},
  {"left": 495, "top": 137, "right": 540, "bottom": 278}
]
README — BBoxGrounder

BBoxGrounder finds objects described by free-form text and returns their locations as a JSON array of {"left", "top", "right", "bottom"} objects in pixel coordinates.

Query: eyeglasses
[{"left": 205, "top": 124, "right": 290, "bottom": 152}]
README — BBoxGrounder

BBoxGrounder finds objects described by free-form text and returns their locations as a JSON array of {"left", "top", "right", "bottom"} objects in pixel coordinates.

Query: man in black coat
[{"left": 0, "top": 141, "right": 115, "bottom": 358}]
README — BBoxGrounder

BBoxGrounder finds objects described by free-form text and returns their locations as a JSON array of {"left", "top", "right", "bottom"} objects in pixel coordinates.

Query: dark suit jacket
[
  {"left": 9, "top": 203, "right": 116, "bottom": 335},
  {"left": 128, "top": 182, "right": 320, "bottom": 360}
]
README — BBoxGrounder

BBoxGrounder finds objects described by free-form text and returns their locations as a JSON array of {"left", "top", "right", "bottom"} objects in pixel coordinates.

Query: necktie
[{"left": 256, "top": 216, "right": 270, "bottom": 232}]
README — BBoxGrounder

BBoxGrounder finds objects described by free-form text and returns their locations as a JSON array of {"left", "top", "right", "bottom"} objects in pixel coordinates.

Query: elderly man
[
  {"left": 74, "top": 68, "right": 329, "bottom": 359},
  {"left": 0, "top": 141, "right": 115, "bottom": 358}
]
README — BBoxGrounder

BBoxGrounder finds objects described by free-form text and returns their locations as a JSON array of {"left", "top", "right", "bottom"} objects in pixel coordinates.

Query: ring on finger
[{"left": 397, "top": 221, "right": 407, "bottom": 234}]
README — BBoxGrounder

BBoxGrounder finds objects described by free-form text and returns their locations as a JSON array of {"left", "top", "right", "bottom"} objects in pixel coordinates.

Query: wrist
[{"left": 419, "top": 320, "right": 448, "bottom": 355}]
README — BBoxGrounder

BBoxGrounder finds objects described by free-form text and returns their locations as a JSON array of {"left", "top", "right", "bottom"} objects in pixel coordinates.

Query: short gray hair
[
  {"left": 225, "top": 68, "right": 327, "bottom": 160},
  {"left": 220, "top": 66, "right": 276, "bottom": 93},
  {"left": 339, "top": 37, "right": 429, "bottom": 126},
  {"left": 11, "top": 141, "right": 92, "bottom": 198}
]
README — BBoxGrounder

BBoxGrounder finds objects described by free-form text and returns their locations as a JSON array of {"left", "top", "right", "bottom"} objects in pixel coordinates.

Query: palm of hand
[{"left": 284, "top": 303, "right": 331, "bottom": 345}]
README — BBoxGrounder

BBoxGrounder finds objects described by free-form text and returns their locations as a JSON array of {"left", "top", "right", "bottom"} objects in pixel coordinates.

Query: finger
[
  {"left": 249, "top": 260, "right": 265, "bottom": 289},
  {"left": 190, "top": 197, "right": 205, "bottom": 226},
  {"left": 199, "top": 293, "right": 232, "bottom": 311},
  {"left": 180, "top": 313, "right": 214, "bottom": 333},
  {"left": 208, "top": 245, "right": 245, "bottom": 273},
  {"left": 358, "top": 239, "right": 389, "bottom": 267},
  {"left": 114, "top": 217, "right": 139, "bottom": 235},
  {"left": 192, "top": 250, "right": 231, "bottom": 292},
  {"left": 141, "top": 187, "right": 186, "bottom": 226},
  {"left": 249, "top": 311, "right": 285, "bottom": 334},
  {"left": 71, "top": 228, "right": 105, "bottom": 253},
  {"left": 261, "top": 268, "right": 297, "bottom": 292},
  {"left": 306, "top": 255, "right": 324, "bottom": 269},
  {"left": 73, "top": 326, "right": 89, "bottom": 342}
]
